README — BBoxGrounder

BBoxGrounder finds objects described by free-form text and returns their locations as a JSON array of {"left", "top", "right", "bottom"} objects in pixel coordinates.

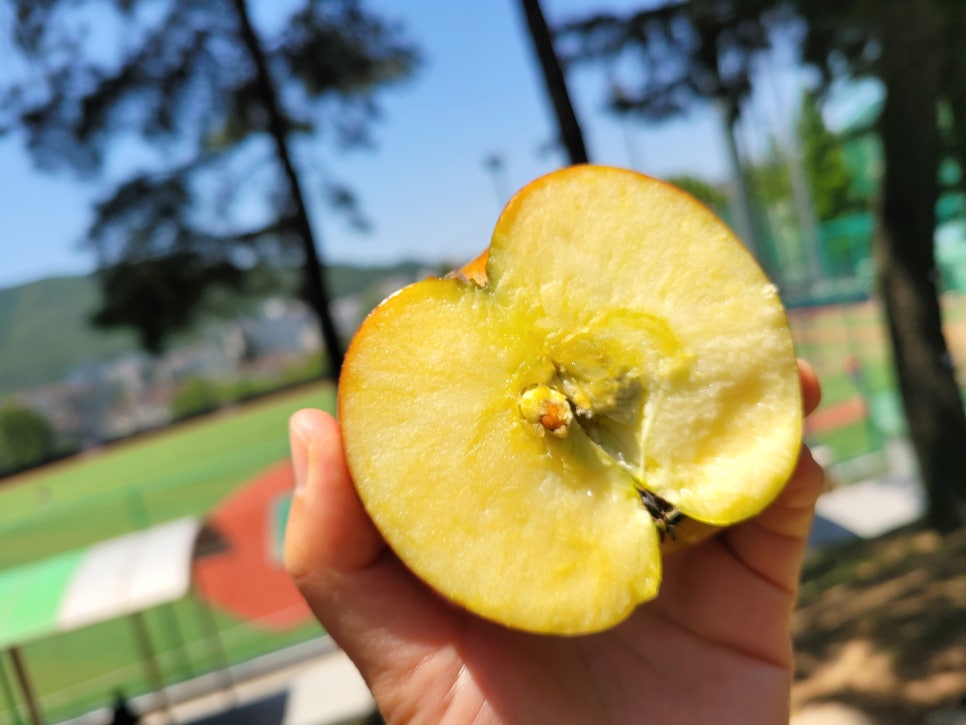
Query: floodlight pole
[
  {"left": 193, "top": 592, "right": 238, "bottom": 707},
  {"left": 130, "top": 612, "right": 173, "bottom": 723},
  {"left": 716, "top": 99, "right": 760, "bottom": 260},
  {"left": 0, "top": 651, "right": 25, "bottom": 725},
  {"left": 8, "top": 647, "right": 42, "bottom": 725}
]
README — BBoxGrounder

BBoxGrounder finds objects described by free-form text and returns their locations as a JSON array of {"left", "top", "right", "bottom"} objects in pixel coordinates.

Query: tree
[
  {"left": 765, "top": 0, "right": 966, "bottom": 530},
  {"left": 170, "top": 377, "right": 226, "bottom": 419},
  {"left": 517, "top": 0, "right": 590, "bottom": 165},
  {"left": 1, "top": 0, "right": 419, "bottom": 378},
  {"left": 798, "top": 89, "right": 856, "bottom": 222},
  {"left": 556, "top": 1, "right": 777, "bottom": 255},
  {"left": 745, "top": 136, "right": 793, "bottom": 207},
  {"left": 0, "top": 404, "right": 56, "bottom": 474},
  {"left": 664, "top": 174, "right": 729, "bottom": 212},
  {"left": 559, "top": 0, "right": 966, "bottom": 529}
]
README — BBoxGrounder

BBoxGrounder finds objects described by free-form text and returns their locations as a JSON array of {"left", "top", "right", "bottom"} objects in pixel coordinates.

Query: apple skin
[
  {"left": 457, "top": 250, "right": 489, "bottom": 286},
  {"left": 338, "top": 165, "right": 802, "bottom": 634}
]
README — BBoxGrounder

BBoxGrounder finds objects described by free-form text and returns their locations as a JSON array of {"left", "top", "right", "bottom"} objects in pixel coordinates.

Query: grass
[
  {"left": 0, "top": 382, "right": 335, "bottom": 724},
  {"left": 0, "top": 383, "right": 335, "bottom": 568},
  {"left": 810, "top": 420, "right": 879, "bottom": 463},
  {"left": 8, "top": 595, "right": 322, "bottom": 723},
  {"left": 810, "top": 360, "right": 895, "bottom": 407}
]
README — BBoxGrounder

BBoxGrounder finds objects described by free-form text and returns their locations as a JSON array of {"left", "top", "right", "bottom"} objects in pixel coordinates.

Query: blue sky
[{"left": 0, "top": 0, "right": 867, "bottom": 290}]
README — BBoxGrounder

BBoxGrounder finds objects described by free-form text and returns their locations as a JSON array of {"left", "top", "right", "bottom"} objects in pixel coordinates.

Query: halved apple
[{"left": 338, "top": 165, "right": 802, "bottom": 635}]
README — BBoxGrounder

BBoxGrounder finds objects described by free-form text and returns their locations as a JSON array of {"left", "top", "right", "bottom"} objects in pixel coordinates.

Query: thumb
[
  {"left": 284, "top": 408, "right": 384, "bottom": 583},
  {"left": 283, "top": 408, "right": 465, "bottom": 704}
]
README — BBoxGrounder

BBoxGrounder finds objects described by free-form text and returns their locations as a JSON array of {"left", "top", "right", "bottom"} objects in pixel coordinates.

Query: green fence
[
  {"left": 0, "top": 383, "right": 334, "bottom": 725},
  {"left": 788, "top": 292, "right": 966, "bottom": 471}
]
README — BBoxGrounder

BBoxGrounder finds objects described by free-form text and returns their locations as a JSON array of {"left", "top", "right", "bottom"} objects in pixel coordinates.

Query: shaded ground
[{"left": 792, "top": 525, "right": 966, "bottom": 723}]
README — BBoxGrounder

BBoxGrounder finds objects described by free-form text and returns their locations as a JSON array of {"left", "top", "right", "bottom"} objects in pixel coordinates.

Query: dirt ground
[{"left": 792, "top": 525, "right": 966, "bottom": 723}]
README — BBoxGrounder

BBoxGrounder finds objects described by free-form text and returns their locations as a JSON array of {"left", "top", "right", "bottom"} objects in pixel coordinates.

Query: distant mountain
[
  {"left": 327, "top": 261, "right": 437, "bottom": 299},
  {"left": 0, "top": 261, "right": 436, "bottom": 397},
  {"left": 0, "top": 275, "right": 138, "bottom": 396}
]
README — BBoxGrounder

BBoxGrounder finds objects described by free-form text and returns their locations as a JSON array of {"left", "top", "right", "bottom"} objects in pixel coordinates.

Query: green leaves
[
  {"left": 1, "top": 0, "right": 419, "bottom": 362},
  {"left": 0, "top": 404, "right": 56, "bottom": 474}
]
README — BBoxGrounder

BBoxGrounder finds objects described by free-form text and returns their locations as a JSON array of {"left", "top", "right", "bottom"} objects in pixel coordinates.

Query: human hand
[{"left": 285, "top": 361, "right": 823, "bottom": 724}]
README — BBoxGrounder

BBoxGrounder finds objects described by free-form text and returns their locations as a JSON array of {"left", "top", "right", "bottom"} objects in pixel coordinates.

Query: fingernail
[{"left": 290, "top": 414, "right": 311, "bottom": 495}]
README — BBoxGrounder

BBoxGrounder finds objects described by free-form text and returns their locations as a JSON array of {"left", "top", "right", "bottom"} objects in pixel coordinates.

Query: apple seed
[{"left": 519, "top": 384, "right": 574, "bottom": 437}]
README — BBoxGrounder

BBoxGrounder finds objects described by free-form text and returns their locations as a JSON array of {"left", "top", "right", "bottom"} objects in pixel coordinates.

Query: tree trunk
[
  {"left": 518, "top": 0, "right": 590, "bottom": 165},
  {"left": 877, "top": 0, "right": 966, "bottom": 531},
  {"left": 230, "top": 0, "right": 344, "bottom": 378}
]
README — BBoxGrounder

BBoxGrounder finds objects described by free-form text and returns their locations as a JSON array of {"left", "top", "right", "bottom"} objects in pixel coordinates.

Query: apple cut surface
[{"left": 339, "top": 165, "right": 802, "bottom": 635}]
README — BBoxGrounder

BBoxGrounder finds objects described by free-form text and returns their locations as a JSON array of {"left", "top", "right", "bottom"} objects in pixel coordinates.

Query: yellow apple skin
[{"left": 339, "top": 165, "right": 802, "bottom": 635}]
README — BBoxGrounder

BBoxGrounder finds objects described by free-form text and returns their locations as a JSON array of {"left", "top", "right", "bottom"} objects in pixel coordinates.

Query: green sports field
[
  {"left": 789, "top": 299, "right": 902, "bottom": 462},
  {"left": 789, "top": 293, "right": 966, "bottom": 465},
  {"left": 0, "top": 382, "right": 335, "bottom": 724},
  {"left": 0, "top": 383, "right": 335, "bottom": 567}
]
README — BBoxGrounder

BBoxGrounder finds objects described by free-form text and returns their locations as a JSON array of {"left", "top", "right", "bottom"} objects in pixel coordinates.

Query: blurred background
[{"left": 0, "top": 0, "right": 964, "bottom": 723}]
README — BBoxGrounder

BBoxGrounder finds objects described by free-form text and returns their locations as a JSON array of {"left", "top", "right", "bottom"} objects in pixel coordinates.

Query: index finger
[{"left": 799, "top": 358, "right": 821, "bottom": 417}]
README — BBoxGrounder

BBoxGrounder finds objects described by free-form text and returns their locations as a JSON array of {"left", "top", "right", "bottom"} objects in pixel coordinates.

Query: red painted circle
[{"left": 193, "top": 461, "right": 312, "bottom": 629}]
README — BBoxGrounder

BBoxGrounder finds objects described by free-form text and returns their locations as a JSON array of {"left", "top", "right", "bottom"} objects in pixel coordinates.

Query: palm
[{"left": 285, "top": 364, "right": 822, "bottom": 724}]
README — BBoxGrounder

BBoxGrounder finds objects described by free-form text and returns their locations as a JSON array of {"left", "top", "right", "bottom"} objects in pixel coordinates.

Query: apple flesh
[{"left": 338, "top": 165, "right": 802, "bottom": 635}]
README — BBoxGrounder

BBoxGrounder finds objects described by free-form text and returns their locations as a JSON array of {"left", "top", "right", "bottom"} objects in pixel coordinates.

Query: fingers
[
  {"left": 743, "top": 444, "right": 826, "bottom": 537},
  {"left": 798, "top": 358, "right": 821, "bottom": 417},
  {"left": 742, "top": 357, "right": 824, "bottom": 536},
  {"left": 748, "top": 355, "right": 827, "bottom": 541},
  {"left": 715, "top": 360, "right": 825, "bottom": 598},
  {"left": 775, "top": 356, "right": 825, "bottom": 529},
  {"left": 720, "top": 444, "right": 825, "bottom": 605},
  {"left": 284, "top": 408, "right": 384, "bottom": 580},
  {"left": 284, "top": 409, "right": 465, "bottom": 709}
]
